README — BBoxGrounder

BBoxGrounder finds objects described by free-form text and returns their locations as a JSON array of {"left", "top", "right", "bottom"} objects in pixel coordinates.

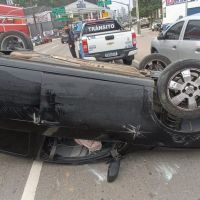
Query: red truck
[{"left": 0, "top": 4, "right": 32, "bottom": 50}]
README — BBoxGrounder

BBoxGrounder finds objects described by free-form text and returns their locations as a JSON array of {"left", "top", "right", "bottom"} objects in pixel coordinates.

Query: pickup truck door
[
  {"left": 177, "top": 20, "right": 200, "bottom": 60},
  {"left": 158, "top": 21, "right": 184, "bottom": 62}
]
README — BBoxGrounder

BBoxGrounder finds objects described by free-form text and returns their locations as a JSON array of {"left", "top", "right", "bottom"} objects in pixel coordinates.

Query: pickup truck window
[
  {"left": 184, "top": 20, "right": 200, "bottom": 41},
  {"left": 165, "top": 21, "right": 184, "bottom": 40},
  {"left": 83, "top": 20, "right": 122, "bottom": 35}
]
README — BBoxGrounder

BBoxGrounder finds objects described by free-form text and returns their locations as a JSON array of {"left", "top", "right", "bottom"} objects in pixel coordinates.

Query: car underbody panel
[{"left": 1, "top": 51, "right": 200, "bottom": 181}]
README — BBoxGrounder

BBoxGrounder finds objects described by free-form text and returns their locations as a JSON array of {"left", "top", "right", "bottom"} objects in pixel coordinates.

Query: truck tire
[
  {"left": 123, "top": 56, "right": 134, "bottom": 66},
  {"left": 0, "top": 30, "right": 33, "bottom": 51},
  {"left": 139, "top": 53, "right": 171, "bottom": 71},
  {"left": 157, "top": 59, "right": 200, "bottom": 119}
]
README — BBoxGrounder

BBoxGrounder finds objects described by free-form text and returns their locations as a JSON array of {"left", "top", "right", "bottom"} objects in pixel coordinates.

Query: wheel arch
[{"left": 151, "top": 47, "right": 158, "bottom": 54}]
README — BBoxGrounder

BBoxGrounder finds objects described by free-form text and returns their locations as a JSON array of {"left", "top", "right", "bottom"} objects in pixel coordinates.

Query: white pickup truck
[{"left": 78, "top": 19, "right": 137, "bottom": 65}]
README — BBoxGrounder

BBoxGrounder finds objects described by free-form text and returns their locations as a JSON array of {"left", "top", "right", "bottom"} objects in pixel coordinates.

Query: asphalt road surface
[{"left": 1, "top": 29, "right": 200, "bottom": 200}]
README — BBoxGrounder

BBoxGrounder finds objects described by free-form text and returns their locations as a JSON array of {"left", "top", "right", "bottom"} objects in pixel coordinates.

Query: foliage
[
  {"left": 131, "top": 0, "right": 162, "bottom": 18},
  {"left": 11, "top": 0, "right": 69, "bottom": 7}
]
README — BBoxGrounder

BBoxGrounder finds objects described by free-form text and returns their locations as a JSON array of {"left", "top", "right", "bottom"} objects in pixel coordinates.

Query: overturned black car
[{"left": 0, "top": 50, "right": 200, "bottom": 182}]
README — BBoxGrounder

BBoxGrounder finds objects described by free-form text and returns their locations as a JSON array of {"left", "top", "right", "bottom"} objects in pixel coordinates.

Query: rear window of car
[
  {"left": 83, "top": 20, "right": 122, "bottom": 34},
  {"left": 184, "top": 20, "right": 200, "bottom": 40}
]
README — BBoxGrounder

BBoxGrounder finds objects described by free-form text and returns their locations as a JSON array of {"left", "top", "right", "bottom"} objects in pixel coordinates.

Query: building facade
[
  {"left": 64, "top": 0, "right": 113, "bottom": 21},
  {"left": 163, "top": 0, "right": 200, "bottom": 23}
]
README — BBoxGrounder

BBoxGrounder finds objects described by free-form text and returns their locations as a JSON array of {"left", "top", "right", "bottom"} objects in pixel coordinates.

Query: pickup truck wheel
[
  {"left": 139, "top": 53, "right": 171, "bottom": 71},
  {"left": 0, "top": 31, "right": 33, "bottom": 51},
  {"left": 157, "top": 59, "right": 200, "bottom": 119},
  {"left": 123, "top": 56, "right": 133, "bottom": 65}
]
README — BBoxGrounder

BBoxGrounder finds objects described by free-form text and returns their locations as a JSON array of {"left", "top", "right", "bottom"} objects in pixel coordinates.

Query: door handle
[{"left": 172, "top": 45, "right": 177, "bottom": 50}]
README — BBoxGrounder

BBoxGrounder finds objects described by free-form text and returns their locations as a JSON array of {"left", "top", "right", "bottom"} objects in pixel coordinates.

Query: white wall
[{"left": 163, "top": 0, "right": 200, "bottom": 23}]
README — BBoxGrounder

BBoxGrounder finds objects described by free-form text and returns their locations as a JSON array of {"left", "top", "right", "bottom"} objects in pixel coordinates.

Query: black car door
[
  {"left": 0, "top": 65, "right": 42, "bottom": 121},
  {"left": 39, "top": 71, "right": 144, "bottom": 134}
]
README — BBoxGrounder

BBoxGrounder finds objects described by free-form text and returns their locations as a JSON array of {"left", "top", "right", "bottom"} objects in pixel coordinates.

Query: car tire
[
  {"left": 123, "top": 56, "right": 133, "bottom": 65},
  {"left": 157, "top": 59, "right": 200, "bottom": 119},
  {"left": 0, "top": 30, "right": 33, "bottom": 51},
  {"left": 139, "top": 53, "right": 171, "bottom": 71}
]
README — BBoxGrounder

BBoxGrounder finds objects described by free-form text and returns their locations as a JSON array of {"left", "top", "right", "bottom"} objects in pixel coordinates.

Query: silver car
[{"left": 151, "top": 14, "right": 200, "bottom": 62}]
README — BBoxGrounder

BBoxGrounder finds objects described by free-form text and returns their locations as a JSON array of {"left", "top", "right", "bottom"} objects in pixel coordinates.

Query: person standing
[{"left": 65, "top": 25, "right": 77, "bottom": 58}]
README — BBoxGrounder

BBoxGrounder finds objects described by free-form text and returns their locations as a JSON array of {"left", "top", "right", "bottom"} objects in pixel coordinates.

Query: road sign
[
  {"left": 97, "top": 0, "right": 112, "bottom": 7},
  {"left": 102, "top": 10, "right": 109, "bottom": 18},
  {"left": 52, "top": 7, "right": 65, "bottom": 15},
  {"left": 105, "top": 0, "right": 112, "bottom": 5},
  {"left": 54, "top": 17, "right": 69, "bottom": 22},
  {"left": 97, "top": 1, "right": 104, "bottom": 7}
]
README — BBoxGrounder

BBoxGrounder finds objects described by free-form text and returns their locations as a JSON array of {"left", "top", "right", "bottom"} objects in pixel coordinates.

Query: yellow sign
[{"left": 102, "top": 10, "right": 109, "bottom": 18}]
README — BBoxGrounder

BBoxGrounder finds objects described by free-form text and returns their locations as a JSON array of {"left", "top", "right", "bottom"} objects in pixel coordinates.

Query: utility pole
[
  {"left": 185, "top": 0, "right": 188, "bottom": 17},
  {"left": 135, "top": 0, "right": 141, "bottom": 35},
  {"left": 128, "top": 0, "right": 131, "bottom": 29}
]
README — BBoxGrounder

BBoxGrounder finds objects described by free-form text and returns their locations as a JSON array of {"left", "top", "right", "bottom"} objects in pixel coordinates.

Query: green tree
[
  {"left": 132, "top": 0, "right": 162, "bottom": 19},
  {"left": 11, "top": 0, "right": 64, "bottom": 7}
]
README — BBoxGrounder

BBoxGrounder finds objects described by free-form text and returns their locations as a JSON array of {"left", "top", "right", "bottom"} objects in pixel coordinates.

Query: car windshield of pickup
[{"left": 82, "top": 20, "right": 122, "bottom": 35}]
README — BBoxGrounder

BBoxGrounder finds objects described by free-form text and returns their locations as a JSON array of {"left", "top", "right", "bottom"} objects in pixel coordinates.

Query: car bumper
[{"left": 83, "top": 48, "right": 137, "bottom": 61}]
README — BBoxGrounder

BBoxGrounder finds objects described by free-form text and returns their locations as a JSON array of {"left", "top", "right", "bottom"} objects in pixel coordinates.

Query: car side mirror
[{"left": 157, "top": 33, "right": 165, "bottom": 40}]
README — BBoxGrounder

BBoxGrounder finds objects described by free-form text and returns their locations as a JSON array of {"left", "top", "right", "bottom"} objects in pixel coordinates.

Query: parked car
[
  {"left": 151, "top": 20, "right": 162, "bottom": 31},
  {"left": 32, "top": 36, "right": 42, "bottom": 46},
  {"left": 43, "top": 36, "right": 52, "bottom": 44},
  {"left": 32, "top": 35, "right": 52, "bottom": 46},
  {"left": 139, "top": 14, "right": 200, "bottom": 70},
  {"left": 152, "top": 14, "right": 200, "bottom": 62},
  {"left": 78, "top": 19, "right": 137, "bottom": 65},
  {"left": 61, "top": 33, "right": 69, "bottom": 44},
  {"left": 160, "top": 23, "right": 172, "bottom": 32},
  {"left": 140, "top": 18, "right": 150, "bottom": 28}
]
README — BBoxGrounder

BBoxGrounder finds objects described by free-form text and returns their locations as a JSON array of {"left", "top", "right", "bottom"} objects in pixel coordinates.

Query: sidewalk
[{"left": 134, "top": 29, "right": 158, "bottom": 63}]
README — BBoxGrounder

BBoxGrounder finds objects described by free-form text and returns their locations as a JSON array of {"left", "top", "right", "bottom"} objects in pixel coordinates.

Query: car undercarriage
[{"left": 1, "top": 50, "right": 200, "bottom": 182}]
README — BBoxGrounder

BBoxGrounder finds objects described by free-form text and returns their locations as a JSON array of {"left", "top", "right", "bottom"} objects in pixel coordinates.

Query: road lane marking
[{"left": 20, "top": 160, "right": 43, "bottom": 200}]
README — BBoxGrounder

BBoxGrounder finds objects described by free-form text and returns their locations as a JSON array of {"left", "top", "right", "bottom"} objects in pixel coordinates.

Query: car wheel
[
  {"left": 0, "top": 30, "right": 33, "bottom": 51},
  {"left": 123, "top": 56, "right": 133, "bottom": 65},
  {"left": 139, "top": 53, "right": 171, "bottom": 71},
  {"left": 157, "top": 59, "right": 200, "bottom": 119}
]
